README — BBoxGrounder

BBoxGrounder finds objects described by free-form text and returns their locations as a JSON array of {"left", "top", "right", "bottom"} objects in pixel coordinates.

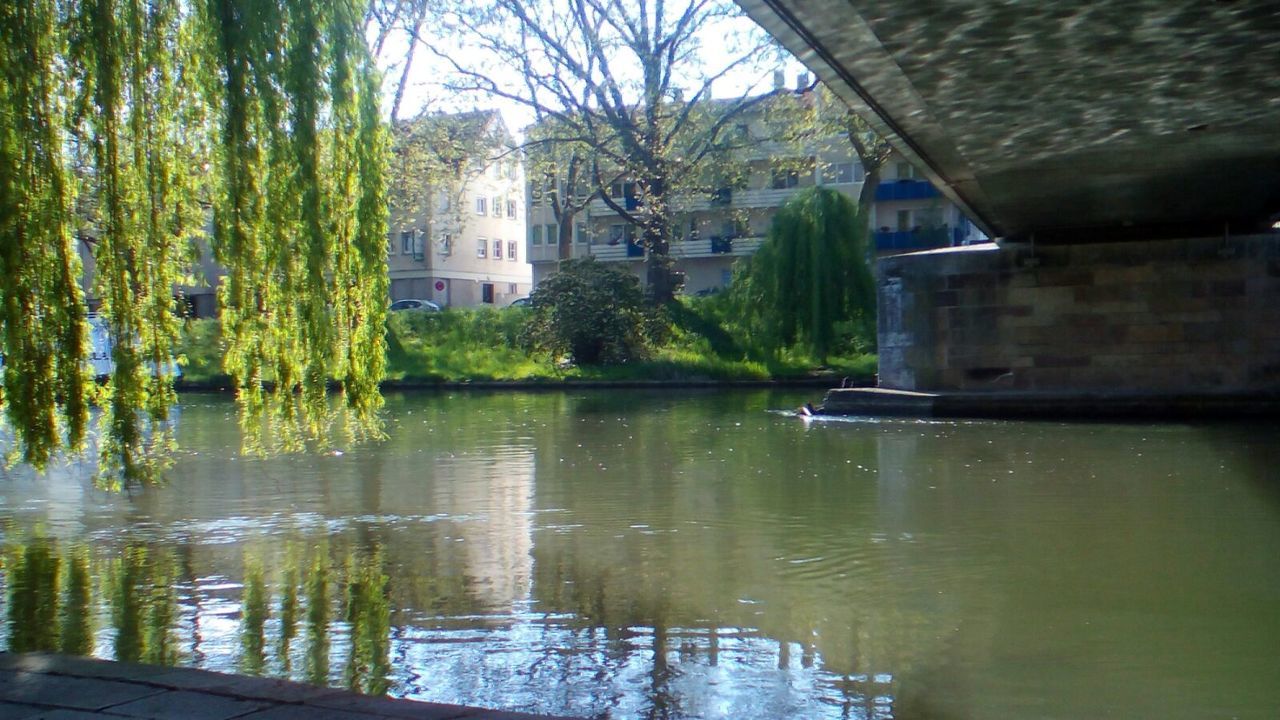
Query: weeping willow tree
[
  {"left": 0, "top": 0, "right": 389, "bottom": 484},
  {"left": 742, "top": 186, "right": 875, "bottom": 361}
]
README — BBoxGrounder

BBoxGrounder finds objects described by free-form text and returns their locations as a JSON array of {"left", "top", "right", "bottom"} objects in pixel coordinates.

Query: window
[
  {"left": 829, "top": 161, "right": 864, "bottom": 184},
  {"left": 545, "top": 223, "right": 558, "bottom": 246},
  {"left": 609, "top": 181, "right": 636, "bottom": 200},
  {"left": 574, "top": 222, "right": 587, "bottom": 244},
  {"left": 608, "top": 224, "right": 635, "bottom": 245},
  {"left": 493, "top": 239, "right": 503, "bottom": 259},
  {"left": 475, "top": 197, "right": 487, "bottom": 215},
  {"left": 897, "top": 162, "right": 915, "bottom": 180},
  {"left": 770, "top": 168, "right": 800, "bottom": 189},
  {"left": 508, "top": 283, "right": 518, "bottom": 294},
  {"left": 491, "top": 196, "right": 502, "bottom": 217},
  {"left": 507, "top": 241, "right": 518, "bottom": 261},
  {"left": 437, "top": 233, "right": 452, "bottom": 256},
  {"left": 506, "top": 199, "right": 517, "bottom": 219},
  {"left": 476, "top": 238, "right": 487, "bottom": 258},
  {"left": 530, "top": 225, "right": 543, "bottom": 245},
  {"left": 438, "top": 191, "right": 451, "bottom": 212},
  {"left": 481, "top": 283, "right": 495, "bottom": 304},
  {"left": 400, "top": 229, "right": 414, "bottom": 254}
]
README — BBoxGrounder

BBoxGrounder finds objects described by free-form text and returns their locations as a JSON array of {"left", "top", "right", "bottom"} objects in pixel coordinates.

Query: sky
[{"left": 372, "top": 4, "right": 808, "bottom": 139}]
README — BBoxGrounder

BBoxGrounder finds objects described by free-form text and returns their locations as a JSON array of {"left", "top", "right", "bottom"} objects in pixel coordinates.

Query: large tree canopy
[
  {"left": 435, "top": 0, "right": 783, "bottom": 304},
  {"left": 0, "top": 0, "right": 389, "bottom": 483}
]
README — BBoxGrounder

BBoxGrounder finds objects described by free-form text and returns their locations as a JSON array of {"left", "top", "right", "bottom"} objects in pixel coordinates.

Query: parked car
[
  {"left": 507, "top": 297, "right": 532, "bottom": 308},
  {"left": 389, "top": 298, "right": 441, "bottom": 312}
]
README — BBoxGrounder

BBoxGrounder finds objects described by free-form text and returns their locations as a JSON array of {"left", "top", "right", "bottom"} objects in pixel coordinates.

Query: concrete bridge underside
[{"left": 739, "top": 0, "right": 1280, "bottom": 398}]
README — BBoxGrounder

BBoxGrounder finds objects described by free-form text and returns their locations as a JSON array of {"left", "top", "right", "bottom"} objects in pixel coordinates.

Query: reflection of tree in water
[
  {"left": 5, "top": 537, "right": 70, "bottom": 653},
  {"left": 240, "top": 557, "right": 267, "bottom": 674},
  {"left": 516, "top": 391, "right": 1000, "bottom": 718},
  {"left": 1, "top": 532, "right": 394, "bottom": 697}
]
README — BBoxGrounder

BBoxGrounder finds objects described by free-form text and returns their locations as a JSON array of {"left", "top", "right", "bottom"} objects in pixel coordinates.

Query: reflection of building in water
[{"left": 428, "top": 449, "right": 535, "bottom": 610}]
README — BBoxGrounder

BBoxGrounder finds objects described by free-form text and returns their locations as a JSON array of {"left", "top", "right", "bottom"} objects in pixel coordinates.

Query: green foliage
[
  {"left": 0, "top": 0, "right": 389, "bottom": 482},
  {"left": 177, "top": 304, "right": 876, "bottom": 385},
  {"left": 734, "top": 187, "right": 876, "bottom": 360},
  {"left": 1, "top": 0, "right": 92, "bottom": 472},
  {"left": 386, "top": 307, "right": 556, "bottom": 382},
  {"left": 668, "top": 295, "right": 876, "bottom": 379},
  {"left": 525, "top": 258, "right": 657, "bottom": 366},
  {"left": 174, "top": 319, "right": 230, "bottom": 385}
]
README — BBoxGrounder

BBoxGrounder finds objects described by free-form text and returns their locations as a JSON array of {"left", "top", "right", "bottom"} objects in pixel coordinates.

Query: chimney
[
  {"left": 773, "top": 70, "right": 786, "bottom": 90},
  {"left": 796, "top": 72, "right": 810, "bottom": 91}
]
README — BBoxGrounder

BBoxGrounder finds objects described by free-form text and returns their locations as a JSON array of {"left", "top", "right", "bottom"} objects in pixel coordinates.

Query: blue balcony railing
[
  {"left": 874, "top": 179, "right": 940, "bottom": 202},
  {"left": 874, "top": 227, "right": 952, "bottom": 252}
]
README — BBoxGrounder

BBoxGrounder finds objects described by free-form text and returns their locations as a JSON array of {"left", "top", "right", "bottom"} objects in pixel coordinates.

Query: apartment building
[
  {"left": 525, "top": 89, "right": 984, "bottom": 295},
  {"left": 388, "top": 111, "right": 531, "bottom": 308}
]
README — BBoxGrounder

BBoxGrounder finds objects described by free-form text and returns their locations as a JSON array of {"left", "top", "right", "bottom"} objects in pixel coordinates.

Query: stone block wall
[{"left": 877, "top": 235, "right": 1280, "bottom": 393}]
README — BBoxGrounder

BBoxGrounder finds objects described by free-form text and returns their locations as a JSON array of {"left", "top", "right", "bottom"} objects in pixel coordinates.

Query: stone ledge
[
  {"left": 819, "top": 387, "right": 1280, "bottom": 419},
  {"left": 0, "top": 653, "right": 582, "bottom": 720}
]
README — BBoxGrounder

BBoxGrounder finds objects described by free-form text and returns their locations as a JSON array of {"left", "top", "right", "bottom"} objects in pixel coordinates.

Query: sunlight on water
[{"left": 2, "top": 390, "right": 1279, "bottom": 719}]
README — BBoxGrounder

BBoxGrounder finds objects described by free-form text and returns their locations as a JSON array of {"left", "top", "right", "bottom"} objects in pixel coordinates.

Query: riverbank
[
  {"left": 175, "top": 309, "right": 877, "bottom": 389},
  {"left": 0, "top": 652, "right": 580, "bottom": 720}
]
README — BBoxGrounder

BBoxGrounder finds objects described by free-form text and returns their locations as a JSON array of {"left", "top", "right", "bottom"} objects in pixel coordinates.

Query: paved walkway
[{"left": 0, "top": 653, "right": 581, "bottom": 720}]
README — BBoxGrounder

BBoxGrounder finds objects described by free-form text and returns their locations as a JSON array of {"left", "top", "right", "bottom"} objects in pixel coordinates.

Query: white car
[{"left": 389, "top": 299, "right": 442, "bottom": 312}]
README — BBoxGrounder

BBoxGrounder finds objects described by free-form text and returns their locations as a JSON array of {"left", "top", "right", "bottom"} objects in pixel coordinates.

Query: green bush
[{"left": 525, "top": 258, "right": 658, "bottom": 365}]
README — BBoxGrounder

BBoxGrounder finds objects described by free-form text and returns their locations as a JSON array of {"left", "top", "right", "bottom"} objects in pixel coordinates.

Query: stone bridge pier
[
  {"left": 877, "top": 235, "right": 1280, "bottom": 395},
  {"left": 738, "top": 0, "right": 1280, "bottom": 410}
]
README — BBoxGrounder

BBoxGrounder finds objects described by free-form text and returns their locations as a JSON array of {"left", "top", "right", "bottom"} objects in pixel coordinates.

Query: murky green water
[{"left": 1, "top": 390, "right": 1278, "bottom": 719}]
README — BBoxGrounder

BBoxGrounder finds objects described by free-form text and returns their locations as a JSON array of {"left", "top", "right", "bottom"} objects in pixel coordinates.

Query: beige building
[
  {"left": 525, "top": 88, "right": 983, "bottom": 295},
  {"left": 388, "top": 111, "right": 531, "bottom": 308}
]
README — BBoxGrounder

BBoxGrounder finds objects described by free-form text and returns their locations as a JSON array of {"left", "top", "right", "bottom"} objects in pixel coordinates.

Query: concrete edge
[
  {"left": 0, "top": 652, "right": 583, "bottom": 720},
  {"left": 819, "top": 387, "right": 1280, "bottom": 420}
]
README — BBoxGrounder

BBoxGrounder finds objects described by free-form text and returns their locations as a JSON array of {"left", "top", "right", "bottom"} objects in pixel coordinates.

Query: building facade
[
  {"left": 525, "top": 91, "right": 984, "bottom": 295},
  {"left": 388, "top": 112, "right": 531, "bottom": 308}
]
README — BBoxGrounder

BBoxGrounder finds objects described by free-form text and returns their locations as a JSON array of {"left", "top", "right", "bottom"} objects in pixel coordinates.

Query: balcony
[
  {"left": 529, "top": 235, "right": 766, "bottom": 264},
  {"left": 672, "top": 235, "right": 764, "bottom": 259},
  {"left": 588, "top": 241, "right": 643, "bottom": 261},
  {"left": 873, "top": 226, "right": 964, "bottom": 252},
  {"left": 874, "top": 179, "right": 940, "bottom": 202}
]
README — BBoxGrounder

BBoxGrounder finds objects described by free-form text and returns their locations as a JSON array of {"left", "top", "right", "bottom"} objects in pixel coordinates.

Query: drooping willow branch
[{"left": 0, "top": 0, "right": 390, "bottom": 483}]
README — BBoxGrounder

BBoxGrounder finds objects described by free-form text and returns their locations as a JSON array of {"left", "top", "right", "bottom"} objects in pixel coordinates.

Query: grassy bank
[{"left": 175, "top": 303, "right": 876, "bottom": 387}]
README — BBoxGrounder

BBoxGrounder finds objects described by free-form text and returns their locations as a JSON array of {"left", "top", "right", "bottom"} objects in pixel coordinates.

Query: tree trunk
[
  {"left": 646, "top": 232, "right": 676, "bottom": 304},
  {"left": 557, "top": 210, "right": 575, "bottom": 261},
  {"left": 389, "top": 16, "right": 422, "bottom": 124},
  {"left": 858, "top": 165, "right": 881, "bottom": 223}
]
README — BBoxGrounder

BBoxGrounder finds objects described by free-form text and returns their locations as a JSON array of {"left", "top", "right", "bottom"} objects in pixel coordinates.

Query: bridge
[{"left": 739, "top": 0, "right": 1280, "bottom": 398}]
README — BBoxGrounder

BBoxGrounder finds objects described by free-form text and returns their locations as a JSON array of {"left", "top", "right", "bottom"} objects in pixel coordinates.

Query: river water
[{"left": 1, "top": 390, "right": 1278, "bottom": 719}]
